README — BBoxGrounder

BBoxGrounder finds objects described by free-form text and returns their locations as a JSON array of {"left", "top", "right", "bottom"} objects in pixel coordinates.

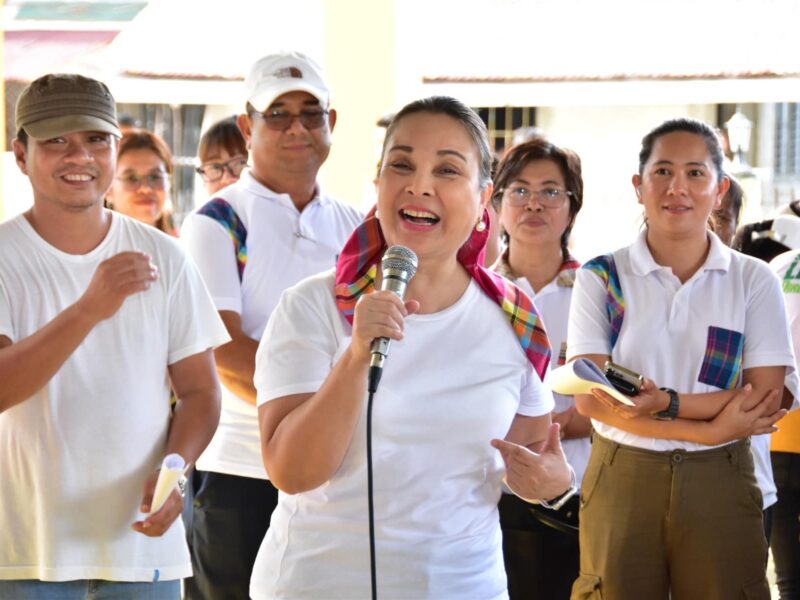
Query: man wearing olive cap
[{"left": 0, "top": 73, "right": 230, "bottom": 599}]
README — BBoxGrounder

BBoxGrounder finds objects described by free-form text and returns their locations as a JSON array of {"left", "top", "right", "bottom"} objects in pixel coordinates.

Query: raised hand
[
  {"left": 491, "top": 423, "right": 573, "bottom": 502},
  {"left": 349, "top": 290, "right": 420, "bottom": 362},
  {"left": 76, "top": 252, "right": 158, "bottom": 322}
]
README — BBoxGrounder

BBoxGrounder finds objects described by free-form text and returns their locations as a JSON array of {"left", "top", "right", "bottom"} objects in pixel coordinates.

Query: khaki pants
[{"left": 571, "top": 434, "right": 769, "bottom": 600}]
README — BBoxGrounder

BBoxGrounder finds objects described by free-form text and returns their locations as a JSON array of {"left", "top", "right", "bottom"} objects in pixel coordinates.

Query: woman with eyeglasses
[
  {"left": 490, "top": 138, "right": 588, "bottom": 599},
  {"left": 106, "top": 130, "right": 177, "bottom": 236},
  {"left": 196, "top": 116, "right": 249, "bottom": 196},
  {"left": 567, "top": 118, "right": 797, "bottom": 600}
]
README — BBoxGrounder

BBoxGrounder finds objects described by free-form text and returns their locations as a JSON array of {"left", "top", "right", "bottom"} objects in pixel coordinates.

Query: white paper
[
  {"left": 149, "top": 453, "right": 185, "bottom": 514},
  {"left": 547, "top": 358, "right": 636, "bottom": 406}
]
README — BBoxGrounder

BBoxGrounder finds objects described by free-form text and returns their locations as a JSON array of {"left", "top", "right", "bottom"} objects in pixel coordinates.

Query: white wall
[{"left": 1, "top": 152, "right": 33, "bottom": 221}]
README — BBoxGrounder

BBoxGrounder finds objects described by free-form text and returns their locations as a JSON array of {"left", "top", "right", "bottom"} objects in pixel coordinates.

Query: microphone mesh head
[{"left": 382, "top": 245, "right": 418, "bottom": 279}]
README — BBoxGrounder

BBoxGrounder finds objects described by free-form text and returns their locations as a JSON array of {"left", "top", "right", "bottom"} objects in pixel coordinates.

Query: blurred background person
[
  {"left": 106, "top": 130, "right": 177, "bottom": 236},
  {"left": 721, "top": 204, "right": 800, "bottom": 546},
  {"left": 770, "top": 246, "right": 800, "bottom": 600},
  {"left": 117, "top": 112, "right": 141, "bottom": 135},
  {"left": 733, "top": 214, "right": 800, "bottom": 263},
  {"left": 733, "top": 213, "right": 800, "bottom": 595},
  {"left": 196, "top": 116, "right": 249, "bottom": 197},
  {"left": 491, "top": 138, "right": 587, "bottom": 599},
  {"left": 711, "top": 174, "right": 744, "bottom": 246}
]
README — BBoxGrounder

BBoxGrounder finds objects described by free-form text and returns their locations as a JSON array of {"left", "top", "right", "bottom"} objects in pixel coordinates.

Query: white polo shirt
[
  {"left": 181, "top": 170, "right": 363, "bottom": 479},
  {"left": 496, "top": 255, "right": 591, "bottom": 487},
  {"left": 568, "top": 230, "right": 798, "bottom": 454}
]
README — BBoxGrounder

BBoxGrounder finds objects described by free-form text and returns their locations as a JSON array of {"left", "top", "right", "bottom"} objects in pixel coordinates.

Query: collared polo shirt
[
  {"left": 494, "top": 252, "right": 590, "bottom": 484},
  {"left": 181, "top": 170, "right": 363, "bottom": 478},
  {"left": 568, "top": 230, "right": 798, "bottom": 454}
]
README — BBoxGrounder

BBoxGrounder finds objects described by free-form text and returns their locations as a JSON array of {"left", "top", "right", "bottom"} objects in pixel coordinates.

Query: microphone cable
[
  {"left": 362, "top": 245, "right": 416, "bottom": 600},
  {"left": 366, "top": 388, "right": 378, "bottom": 600},
  {"left": 366, "top": 311, "right": 389, "bottom": 600}
]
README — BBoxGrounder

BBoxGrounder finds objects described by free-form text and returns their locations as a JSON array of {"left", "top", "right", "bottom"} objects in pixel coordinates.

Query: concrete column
[{"left": 321, "top": 0, "right": 396, "bottom": 211}]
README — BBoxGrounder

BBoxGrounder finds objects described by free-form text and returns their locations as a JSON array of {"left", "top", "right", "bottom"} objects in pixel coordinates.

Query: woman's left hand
[{"left": 491, "top": 423, "right": 572, "bottom": 502}]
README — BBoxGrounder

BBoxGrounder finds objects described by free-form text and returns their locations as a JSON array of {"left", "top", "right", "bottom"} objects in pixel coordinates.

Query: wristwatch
[
  {"left": 539, "top": 466, "right": 578, "bottom": 511},
  {"left": 177, "top": 474, "right": 188, "bottom": 498},
  {"left": 654, "top": 387, "right": 680, "bottom": 421}
]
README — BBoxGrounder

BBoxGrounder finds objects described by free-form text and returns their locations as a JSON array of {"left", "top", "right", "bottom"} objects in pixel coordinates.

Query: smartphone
[{"left": 603, "top": 361, "right": 643, "bottom": 397}]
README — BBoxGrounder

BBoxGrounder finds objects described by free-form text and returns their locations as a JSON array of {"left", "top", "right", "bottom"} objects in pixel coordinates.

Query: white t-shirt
[
  {"left": 251, "top": 271, "right": 554, "bottom": 600},
  {"left": 568, "top": 231, "right": 798, "bottom": 455},
  {"left": 0, "top": 213, "right": 230, "bottom": 582},
  {"left": 181, "top": 171, "right": 363, "bottom": 479},
  {"left": 503, "top": 262, "right": 591, "bottom": 488}
]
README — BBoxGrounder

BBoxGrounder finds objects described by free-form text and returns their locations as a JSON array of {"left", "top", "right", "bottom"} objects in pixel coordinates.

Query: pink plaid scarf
[{"left": 334, "top": 207, "right": 551, "bottom": 380}]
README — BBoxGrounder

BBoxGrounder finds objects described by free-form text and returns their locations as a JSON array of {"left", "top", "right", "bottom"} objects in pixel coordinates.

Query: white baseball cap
[
  {"left": 770, "top": 215, "right": 800, "bottom": 250},
  {"left": 245, "top": 51, "right": 330, "bottom": 113}
]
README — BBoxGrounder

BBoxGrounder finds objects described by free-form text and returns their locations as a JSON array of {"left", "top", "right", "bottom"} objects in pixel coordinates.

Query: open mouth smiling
[{"left": 400, "top": 208, "right": 440, "bottom": 226}]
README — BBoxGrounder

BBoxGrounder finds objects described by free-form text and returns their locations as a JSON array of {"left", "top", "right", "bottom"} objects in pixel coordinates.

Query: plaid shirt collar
[{"left": 494, "top": 248, "right": 580, "bottom": 289}]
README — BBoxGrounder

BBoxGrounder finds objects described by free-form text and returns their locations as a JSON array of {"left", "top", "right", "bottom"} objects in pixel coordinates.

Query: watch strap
[
  {"left": 655, "top": 387, "right": 679, "bottom": 420},
  {"left": 539, "top": 465, "right": 578, "bottom": 511}
]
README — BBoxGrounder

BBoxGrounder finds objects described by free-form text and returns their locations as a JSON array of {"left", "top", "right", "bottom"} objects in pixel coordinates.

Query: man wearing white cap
[{"left": 181, "top": 51, "right": 362, "bottom": 599}]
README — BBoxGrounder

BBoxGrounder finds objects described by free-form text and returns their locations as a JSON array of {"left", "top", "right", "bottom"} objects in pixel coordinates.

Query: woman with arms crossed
[
  {"left": 250, "top": 96, "right": 573, "bottom": 599},
  {"left": 567, "top": 118, "right": 796, "bottom": 600}
]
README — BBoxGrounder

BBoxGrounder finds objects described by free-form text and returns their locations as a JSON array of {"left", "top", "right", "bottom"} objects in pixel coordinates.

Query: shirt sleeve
[
  {"left": 517, "top": 365, "right": 555, "bottom": 417},
  {"left": 255, "top": 275, "right": 341, "bottom": 405},
  {"left": 166, "top": 255, "right": 232, "bottom": 365},
  {"left": 180, "top": 212, "right": 243, "bottom": 313},
  {"left": 744, "top": 264, "right": 797, "bottom": 373},
  {"left": 566, "top": 267, "right": 613, "bottom": 360}
]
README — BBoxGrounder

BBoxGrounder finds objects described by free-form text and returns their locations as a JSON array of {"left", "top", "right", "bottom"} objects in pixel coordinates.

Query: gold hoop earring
[{"left": 475, "top": 219, "right": 487, "bottom": 232}]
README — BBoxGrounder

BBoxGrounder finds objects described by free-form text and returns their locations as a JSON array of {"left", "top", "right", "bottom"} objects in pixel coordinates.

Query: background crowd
[{"left": 2, "top": 49, "right": 800, "bottom": 600}]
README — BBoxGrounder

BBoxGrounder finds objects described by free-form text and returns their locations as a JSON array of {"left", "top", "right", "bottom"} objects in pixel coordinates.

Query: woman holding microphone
[
  {"left": 567, "top": 118, "right": 796, "bottom": 600},
  {"left": 250, "top": 96, "right": 573, "bottom": 599}
]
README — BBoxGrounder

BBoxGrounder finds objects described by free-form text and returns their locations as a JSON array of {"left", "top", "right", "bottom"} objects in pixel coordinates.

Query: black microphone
[{"left": 367, "top": 245, "right": 418, "bottom": 393}]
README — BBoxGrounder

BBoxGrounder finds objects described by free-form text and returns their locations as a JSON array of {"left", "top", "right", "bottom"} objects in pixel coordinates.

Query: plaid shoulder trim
[
  {"left": 334, "top": 264, "right": 377, "bottom": 323},
  {"left": 583, "top": 254, "right": 624, "bottom": 349},
  {"left": 556, "top": 255, "right": 581, "bottom": 288},
  {"left": 479, "top": 268, "right": 551, "bottom": 381},
  {"left": 197, "top": 198, "right": 248, "bottom": 281}
]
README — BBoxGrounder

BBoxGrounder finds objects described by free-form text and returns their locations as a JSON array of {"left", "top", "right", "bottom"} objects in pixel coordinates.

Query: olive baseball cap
[{"left": 15, "top": 73, "right": 122, "bottom": 140}]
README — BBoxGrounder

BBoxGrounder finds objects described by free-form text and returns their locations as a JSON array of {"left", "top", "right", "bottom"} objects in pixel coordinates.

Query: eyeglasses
[
  {"left": 251, "top": 109, "right": 329, "bottom": 132},
  {"left": 502, "top": 186, "right": 573, "bottom": 209},
  {"left": 195, "top": 157, "right": 249, "bottom": 182},
  {"left": 117, "top": 172, "right": 168, "bottom": 191}
]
